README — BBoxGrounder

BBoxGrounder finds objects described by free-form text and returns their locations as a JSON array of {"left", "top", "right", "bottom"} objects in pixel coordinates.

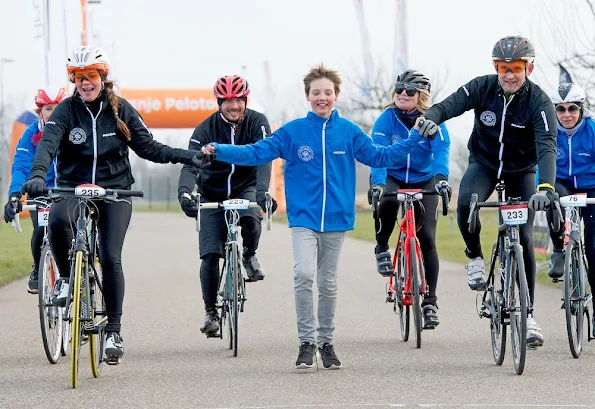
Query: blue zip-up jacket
[
  {"left": 555, "top": 114, "right": 595, "bottom": 189},
  {"left": 212, "top": 110, "right": 423, "bottom": 232},
  {"left": 370, "top": 108, "right": 450, "bottom": 185},
  {"left": 8, "top": 120, "right": 56, "bottom": 196}
]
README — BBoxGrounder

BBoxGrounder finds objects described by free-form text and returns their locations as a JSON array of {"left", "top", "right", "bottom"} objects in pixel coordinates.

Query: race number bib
[
  {"left": 560, "top": 193, "right": 587, "bottom": 208},
  {"left": 501, "top": 204, "right": 528, "bottom": 226},
  {"left": 38, "top": 207, "right": 50, "bottom": 227},
  {"left": 74, "top": 184, "right": 106, "bottom": 197},
  {"left": 222, "top": 199, "right": 250, "bottom": 210}
]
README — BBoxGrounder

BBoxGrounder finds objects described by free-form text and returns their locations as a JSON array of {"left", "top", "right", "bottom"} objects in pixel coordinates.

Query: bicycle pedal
[
  {"left": 206, "top": 332, "right": 220, "bottom": 338},
  {"left": 386, "top": 293, "right": 395, "bottom": 303},
  {"left": 105, "top": 356, "right": 121, "bottom": 365}
]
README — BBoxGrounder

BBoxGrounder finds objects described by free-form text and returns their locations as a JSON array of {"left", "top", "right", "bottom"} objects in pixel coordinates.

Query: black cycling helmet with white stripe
[{"left": 492, "top": 36, "right": 535, "bottom": 63}]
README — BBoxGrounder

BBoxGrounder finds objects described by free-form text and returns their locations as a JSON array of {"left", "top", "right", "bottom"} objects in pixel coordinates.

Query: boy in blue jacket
[
  {"left": 4, "top": 87, "right": 66, "bottom": 293},
  {"left": 201, "top": 64, "right": 431, "bottom": 369}
]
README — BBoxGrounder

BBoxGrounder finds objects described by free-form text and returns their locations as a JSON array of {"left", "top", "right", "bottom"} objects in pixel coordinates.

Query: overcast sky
[{"left": 1, "top": 0, "right": 593, "bottom": 146}]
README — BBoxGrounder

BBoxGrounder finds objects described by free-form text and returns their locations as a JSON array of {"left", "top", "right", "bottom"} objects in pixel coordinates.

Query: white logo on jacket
[
  {"left": 69, "top": 127, "right": 87, "bottom": 144},
  {"left": 480, "top": 111, "right": 497, "bottom": 126},
  {"left": 297, "top": 145, "right": 314, "bottom": 162},
  {"left": 103, "top": 132, "right": 116, "bottom": 137}
]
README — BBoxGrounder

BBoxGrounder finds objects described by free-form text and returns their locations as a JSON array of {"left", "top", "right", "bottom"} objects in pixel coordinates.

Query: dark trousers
[
  {"left": 374, "top": 176, "right": 440, "bottom": 306},
  {"left": 49, "top": 199, "right": 132, "bottom": 333},
  {"left": 457, "top": 161, "right": 537, "bottom": 304},
  {"left": 30, "top": 211, "right": 44, "bottom": 272}
]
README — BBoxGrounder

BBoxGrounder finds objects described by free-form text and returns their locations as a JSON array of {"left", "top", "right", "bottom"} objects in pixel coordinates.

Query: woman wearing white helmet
[
  {"left": 546, "top": 82, "right": 595, "bottom": 330},
  {"left": 4, "top": 87, "right": 67, "bottom": 294},
  {"left": 21, "top": 45, "right": 203, "bottom": 362}
]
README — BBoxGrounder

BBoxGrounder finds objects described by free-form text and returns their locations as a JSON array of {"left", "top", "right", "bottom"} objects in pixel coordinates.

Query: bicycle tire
[
  {"left": 508, "top": 244, "right": 527, "bottom": 375},
  {"left": 231, "top": 243, "right": 240, "bottom": 357},
  {"left": 395, "top": 239, "right": 409, "bottom": 342},
  {"left": 90, "top": 258, "right": 105, "bottom": 377},
  {"left": 38, "top": 245, "right": 63, "bottom": 364},
  {"left": 70, "top": 251, "right": 84, "bottom": 388},
  {"left": 564, "top": 240, "right": 584, "bottom": 358},
  {"left": 410, "top": 238, "right": 422, "bottom": 349},
  {"left": 487, "top": 243, "right": 506, "bottom": 366}
]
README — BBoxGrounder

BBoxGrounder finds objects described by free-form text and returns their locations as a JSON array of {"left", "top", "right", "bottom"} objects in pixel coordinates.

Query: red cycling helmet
[
  {"left": 35, "top": 87, "right": 68, "bottom": 107},
  {"left": 213, "top": 75, "right": 250, "bottom": 99}
]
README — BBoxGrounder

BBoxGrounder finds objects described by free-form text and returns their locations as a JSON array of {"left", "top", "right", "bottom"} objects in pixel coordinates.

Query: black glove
[
  {"left": 178, "top": 192, "right": 198, "bottom": 218},
  {"left": 367, "top": 184, "right": 386, "bottom": 205},
  {"left": 4, "top": 192, "right": 22, "bottom": 223},
  {"left": 257, "top": 192, "right": 278, "bottom": 214},
  {"left": 528, "top": 189, "right": 555, "bottom": 211},
  {"left": 21, "top": 176, "right": 46, "bottom": 198},
  {"left": 191, "top": 150, "right": 214, "bottom": 169},
  {"left": 418, "top": 118, "right": 438, "bottom": 139},
  {"left": 434, "top": 176, "right": 452, "bottom": 200}
]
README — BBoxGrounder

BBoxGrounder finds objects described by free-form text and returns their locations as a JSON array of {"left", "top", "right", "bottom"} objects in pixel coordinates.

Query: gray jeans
[{"left": 291, "top": 227, "right": 345, "bottom": 346}]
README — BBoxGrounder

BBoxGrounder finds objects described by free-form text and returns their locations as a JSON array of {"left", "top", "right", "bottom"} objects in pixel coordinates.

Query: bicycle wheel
[
  {"left": 410, "top": 238, "right": 422, "bottom": 349},
  {"left": 230, "top": 243, "right": 240, "bottom": 357},
  {"left": 487, "top": 244, "right": 506, "bottom": 366},
  {"left": 90, "top": 258, "right": 105, "bottom": 377},
  {"left": 70, "top": 251, "right": 85, "bottom": 388},
  {"left": 564, "top": 240, "right": 585, "bottom": 358},
  {"left": 508, "top": 244, "right": 527, "bottom": 375},
  {"left": 395, "top": 239, "right": 409, "bottom": 342},
  {"left": 38, "top": 246, "right": 63, "bottom": 364}
]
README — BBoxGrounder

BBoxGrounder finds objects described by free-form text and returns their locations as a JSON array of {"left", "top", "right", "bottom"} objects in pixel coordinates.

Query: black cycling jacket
[
  {"left": 178, "top": 109, "right": 272, "bottom": 201},
  {"left": 30, "top": 92, "right": 195, "bottom": 188},
  {"left": 423, "top": 75, "right": 557, "bottom": 188}
]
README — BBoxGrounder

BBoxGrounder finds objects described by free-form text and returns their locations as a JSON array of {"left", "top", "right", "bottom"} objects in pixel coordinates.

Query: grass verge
[{"left": 0, "top": 217, "right": 34, "bottom": 287}]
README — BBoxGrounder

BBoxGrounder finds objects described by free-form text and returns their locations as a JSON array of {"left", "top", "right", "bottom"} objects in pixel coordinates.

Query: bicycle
[
  {"left": 372, "top": 188, "right": 449, "bottom": 349},
  {"left": 469, "top": 182, "right": 559, "bottom": 375},
  {"left": 12, "top": 196, "right": 68, "bottom": 364},
  {"left": 41, "top": 184, "right": 143, "bottom": 388},
  {"left": 555, "top": 193, "right": 595, "bottom": 358},
  {"left": 193, "top": 192, "right": 273, "bottom": 357}
]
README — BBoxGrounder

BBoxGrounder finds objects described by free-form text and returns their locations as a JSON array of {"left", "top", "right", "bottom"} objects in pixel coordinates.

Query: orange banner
[{"left": 120, "top": 89, "right": 219, "bottom": 129}]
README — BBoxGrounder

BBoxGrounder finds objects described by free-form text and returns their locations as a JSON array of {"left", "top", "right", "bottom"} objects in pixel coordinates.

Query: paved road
[{"left": 1, "top": 213, "right": 595, "bottom": 409}]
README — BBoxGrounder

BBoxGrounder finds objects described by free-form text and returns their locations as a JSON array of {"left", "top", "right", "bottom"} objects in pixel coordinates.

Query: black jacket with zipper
[
  {"left": 178, "top": 109, "right": 272, "bottom": 202},
  {"left": 30, "top": 92, "right": 195, "bottom": 188},
  {"left": 423, "top": 75, "right": 557, "bottom": 187}
]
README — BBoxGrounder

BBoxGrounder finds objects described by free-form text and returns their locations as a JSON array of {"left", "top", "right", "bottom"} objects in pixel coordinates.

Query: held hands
[
  {"left": 21, "top": 176, "right": 45, "bottom": 198},
  {"left": 415, "top": 117, "right": 438, "bottom": 139},
  {"left": 3, "top": 192, "right": 22, "bottom": 223},
  {"left": 201, "top": 145, "right": 216, "bottom": 155}
]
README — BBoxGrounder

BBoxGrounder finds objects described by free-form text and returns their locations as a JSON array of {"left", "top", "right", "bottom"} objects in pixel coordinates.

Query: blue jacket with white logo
[
  {"left": 8, "top": 120, "right": 56, "bottom": 196},
  {"left": 370, "top": 108, "right": 450, "bottom": 185},
  {"left": 555, "top": 114, "right": 595, "bottom": 189},
  {"left": 212, "top": 110, "right": 423, "bottom": 232}
]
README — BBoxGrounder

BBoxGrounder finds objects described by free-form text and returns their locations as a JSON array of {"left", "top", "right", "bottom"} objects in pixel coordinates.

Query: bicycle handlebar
[
  {"left": 382, "top": 189, "right": 449, "bottom": 216},
  {"left": 41, "top": 186, "right": 144, "bottom": 199},
  {"left": 11, "top": 198, "right": 48, "bottom": 233}
]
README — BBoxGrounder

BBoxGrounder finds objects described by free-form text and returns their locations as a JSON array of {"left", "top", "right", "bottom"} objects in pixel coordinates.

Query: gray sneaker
[
  {"left": 527, "top": 316, "right": 544, "bottom": 347},
  {"left": 465, "top": 257, "right": 486, "bottom": 291},
  {"left": 243, "top": 254, "right": 265, "bottom": 282}
]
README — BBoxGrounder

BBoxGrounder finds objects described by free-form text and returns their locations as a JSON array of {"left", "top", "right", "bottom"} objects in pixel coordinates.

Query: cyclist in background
[
  {"left": 369, "top": 69, "right": 451, "bottom": 330},
  {"left": 418, "top": 36, "right": 558, "bottom": 347},
  {"left": 22, "top": 45, "right": 202, "bottom": 362},
  {"left": 4, "top": 87, "right": 67, "bottom": 294},
  {"left": 178, "top": 74, "right": 276, "bottom": 338},
  {"left": 546, "top": 82, "right": 595, "bottom": 335},
  {"left": 200, "top": 64, "right": 433, "bottom": 369}
]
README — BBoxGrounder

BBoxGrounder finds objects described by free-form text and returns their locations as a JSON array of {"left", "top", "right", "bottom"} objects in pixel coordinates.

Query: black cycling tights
[
  {"left": 374, "top": 176, "right": 440, "bottom": 306},
  {"left": 30, "top": 211, "right": 44, "bottom": 271},
  {"left": 547, "top": 182, "right": 595, "bottom": 291},
  {"left": 49, "top": 199, "right": 131, "bottom": 333},
  {"left": 457, "top": 162, "right": 537, "bottom": 304}
]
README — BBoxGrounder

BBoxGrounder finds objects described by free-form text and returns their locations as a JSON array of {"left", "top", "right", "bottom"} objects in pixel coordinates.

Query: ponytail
[{"left": 103, "top": 80, "right": 131, "bottom": 141}]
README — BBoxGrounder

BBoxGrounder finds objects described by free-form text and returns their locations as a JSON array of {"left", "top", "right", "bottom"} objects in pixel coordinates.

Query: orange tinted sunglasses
[
  {"left": 496, "top": 62, "right": 526, "bottom": 74},
  {"left": 73, "top": 70, "right": 101, "bottom": 83}
]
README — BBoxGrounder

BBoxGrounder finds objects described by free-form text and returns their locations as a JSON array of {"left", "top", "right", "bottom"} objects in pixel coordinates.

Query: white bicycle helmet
[
  {"left": 552, "top": 82, "right": 586, "bottom": 104},
  {"left": 66, "top": 45, "right": 109, "bottom": 77}
]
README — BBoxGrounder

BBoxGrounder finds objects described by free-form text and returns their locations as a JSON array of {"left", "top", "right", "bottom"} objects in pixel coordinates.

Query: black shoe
[
  {"left": 105, "top": 332, "right": 124, "bottom": 359},
  {"left": 295, "top": 342, "right": 315, "bottom": 369},
  {"left": 375, "top": 251, "right": 394, "bottom": 277},
  {"left": 318, "top": 343, "right": 341, "bottom": 369},
  {"left": 548, "top": 250, "right": 565, "bottom": 279},
  {"left": 243, "top": 252, "right": 265, "bottom": 282},
  {"left": 27, "top": 267, "right": 39, "bottom": 295},
  {"left": 200, "top": 310, "right": 219, "bottom": 335},
  {"left": 422, "top": 304, "right": 439, "bottom": 329}
]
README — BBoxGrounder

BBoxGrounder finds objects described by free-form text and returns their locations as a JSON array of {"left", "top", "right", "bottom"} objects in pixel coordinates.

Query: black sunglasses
[
  {"left": 555, "top": 104, "right": 581, "bottom": 114},
  {"left": 394, "top": 87, "right": 418, "bottom": 97}
]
